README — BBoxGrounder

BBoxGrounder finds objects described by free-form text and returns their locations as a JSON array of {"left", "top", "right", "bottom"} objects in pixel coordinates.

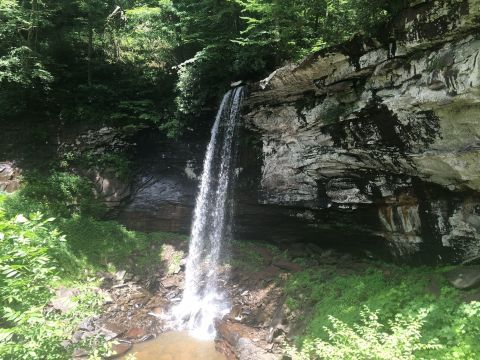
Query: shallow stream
[{"left": 121, "top": 331, "right": 226, "bottom": 360}]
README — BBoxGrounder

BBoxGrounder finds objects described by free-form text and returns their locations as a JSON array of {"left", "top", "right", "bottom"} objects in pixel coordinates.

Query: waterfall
[{"left": 173, "top": 86, "right": 245, "bottom": 339}]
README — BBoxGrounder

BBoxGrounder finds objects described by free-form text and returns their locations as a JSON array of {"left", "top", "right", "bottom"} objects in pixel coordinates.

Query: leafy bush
[
  {"left": 60, "top": 216, "right": 186, "bottom": 277},
  {"left": 284, "top": 265, "right": 480, "bottom": 359},
  {"left": 0, "top": 286, "right": 105, "bottom": 360},
  {"left": 174, "top": 46, "right": 233, "bottom": 132},
  {"left": 77, "top": 152, "right": 133, "bottom": 181},
  {"left": 3, "top": 171, "right": 105, "bottom": 219},
  {"left": 0, "top": 208, "right": 105, "bottom": 360},
  {"left": 0, "top": 212, "right": 63, "bottom": 314},
  {"left": 0, "top": 187, "right": 180, "bottom": 359},
  {"left": 285, "top": 307, "right": 441, "bottom": 360}
]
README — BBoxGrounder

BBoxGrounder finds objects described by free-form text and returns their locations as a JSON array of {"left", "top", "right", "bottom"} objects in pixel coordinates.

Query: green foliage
[
  {"left": 3, "top": 171, "right": 105, "bottom": 219},
  {"left": 1, "top": 170, "right": 186, "bottom": 274},
  {"left": 61, "top": 150, "right": 133, "bottom": 181},
  {"left": 0, "top": 284, "right": 106, "bottom": 360},
  {"left": 0, "top": 178, "right": 186, "bottom": 359},
  {"left": 234, "top": 0, "right": 398, "bottom": 62},
  {"left": 169, "top": 0, "right": 406, "bottom": 124},
  {"left": 285, "top": 307, "right": 442, "bottom": 360},
  {"left": 59, "top": 216, "right": 166, "bottom": 274},
  {"left": 0, "top": 46, "right": 53, "bottom": 86},
  {"left": 0, "top": 212, "right": 63, "bottom": 314},
  {"left": 0, "top": 203, "right": 106, "bottom": 359},
  {"left": 174, "top": 46, "right": 236, "bottom": 122},
  {"left": 109, "top": 3, "right": 179, "bottom": 67},
  {"left": 0, "top": 0, "right": 408, "bottom": 134},
  {"left": 0, "top": 0, "right": 53, "bottom": 118},
  {"left": 228, "top": 239, "right": 273, "bottom": 272},
  {"left": 284, "top": 265, "right": 480, "bottom": 359}
]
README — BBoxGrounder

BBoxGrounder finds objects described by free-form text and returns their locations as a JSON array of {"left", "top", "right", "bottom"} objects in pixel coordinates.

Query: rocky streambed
[
  {"left": 50, "top": 231, "right": 480, "bottom": 360},
  {"left": 60, "top": 235, "right": 363, "bottom": 359}
]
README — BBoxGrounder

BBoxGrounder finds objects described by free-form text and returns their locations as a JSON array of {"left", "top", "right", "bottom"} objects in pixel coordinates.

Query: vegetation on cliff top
[{"left": 0, "top": 0, "right": 405, "bottom": 137}]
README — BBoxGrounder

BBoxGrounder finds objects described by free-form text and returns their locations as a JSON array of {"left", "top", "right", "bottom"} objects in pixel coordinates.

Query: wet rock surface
[
  {"left": 65, "top": 233, "right": 479, "bottom": 359},
  {"left": 117, "top": 130, "right": 202, "bottom": 233},
  {"left": 238, "top": 0, "right": 480, "bottom": 263},
  {"left": 0, "top": 161, "right": 21, "bottom": 193},
  {"left": 101, "top": 1, "right": 480, "bottom": 265},
  {"left": 445, "top": 266, "right": 480, "bottom": 290},
  {"left": 66, "top": 235, "right": 330, "bottom": 359}
]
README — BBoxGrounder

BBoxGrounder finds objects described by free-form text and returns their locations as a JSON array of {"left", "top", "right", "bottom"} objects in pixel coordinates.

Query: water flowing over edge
[{"left": 171, "top": 86, "right": 245, "bottom": 340}]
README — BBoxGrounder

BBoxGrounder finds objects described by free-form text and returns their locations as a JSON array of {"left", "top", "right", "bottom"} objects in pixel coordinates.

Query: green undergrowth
[
  {"left": 285, "top": 263, "right": 480, "bottom": 359},
  {"left": 0, "top": 172, "right": 186, "bottom": 359},
  {"left": 229, "top": 239, "right": 283, "bottom": 272},
  {"left": 0, "top": 200, "right": 105, "bottom": 359},
  {"left": 59, "top": 217, "right": 186, "bottom": 277}
]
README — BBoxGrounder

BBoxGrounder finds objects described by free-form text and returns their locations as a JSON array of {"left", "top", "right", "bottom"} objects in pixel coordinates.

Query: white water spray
[{"left": 173, "top": 87, "right": 245, "bottom": 339}]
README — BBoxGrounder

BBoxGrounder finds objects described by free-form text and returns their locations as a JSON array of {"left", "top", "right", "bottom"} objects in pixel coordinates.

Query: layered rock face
[
  {"left": 0, "top": 162, "right": 21, "bottom": 193},
  {"left": 117, "top": 130, "right": 202, "bottom": 233},
  {"left": 241, "top": 0, "right": 480, "bottom": 262}
]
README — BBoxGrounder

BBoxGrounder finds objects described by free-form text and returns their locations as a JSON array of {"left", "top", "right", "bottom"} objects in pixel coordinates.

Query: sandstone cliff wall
[{"left": 240, "top": 0, "right": 480, "bottom": 262}]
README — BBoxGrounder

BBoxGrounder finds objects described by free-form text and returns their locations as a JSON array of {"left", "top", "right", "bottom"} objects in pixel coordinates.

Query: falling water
[{"left": 173, "top": 86, "right": 245, "bottom": 339}]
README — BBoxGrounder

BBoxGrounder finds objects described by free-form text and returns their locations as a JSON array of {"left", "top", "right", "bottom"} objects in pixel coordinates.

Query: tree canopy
[{"left": 0, "top": 0, "right": 406, "bottom": 136}]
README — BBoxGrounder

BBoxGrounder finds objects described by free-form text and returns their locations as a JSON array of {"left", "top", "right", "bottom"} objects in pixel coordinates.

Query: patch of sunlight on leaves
[
  {"left": 284, "top": 264, "right": 480, "bottom": 359},
  {"left": 285, "top": 306, "right": 442, "bottom": 360}
]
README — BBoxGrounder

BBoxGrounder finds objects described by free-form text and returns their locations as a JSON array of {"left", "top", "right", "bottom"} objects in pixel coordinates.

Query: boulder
[
  {"left": 108, "top": 341, "right": 132, "bottom": 358},
  {"left": 50, "top": 287, "right": 80, "bottom": 313},
  {"left": 0, "top": 162, "right": 21, "bottom": 193},
  {"left": 99, "top": 321, "right": 127, "bottom": 340},
  {"left": 216, "top": 320, "right": 280, "bottom": 360},
  {"left": 445, "top": 267, "right": 480, "bottom": 290},
  {"left": 272, "top": 260, "right": 302, "bottom": 273}
]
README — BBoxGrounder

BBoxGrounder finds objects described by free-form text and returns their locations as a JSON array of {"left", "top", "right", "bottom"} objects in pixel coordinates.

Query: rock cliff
[
  {"left": 240, "top": 0, "right": 480, "bottom": 262},
  {"left": 4, "top": 1, "right": 477, "bottom": 264}
]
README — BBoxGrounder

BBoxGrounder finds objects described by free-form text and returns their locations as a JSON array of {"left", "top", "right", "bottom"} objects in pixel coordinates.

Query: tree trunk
[
  {"left": 87, "top": 17, "right": 93, "bottom": 86},
  {"left": 28, "top": 0, "right": 38, "bottom": 50}
]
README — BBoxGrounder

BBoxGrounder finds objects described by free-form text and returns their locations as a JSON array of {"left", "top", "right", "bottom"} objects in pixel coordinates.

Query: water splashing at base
[{"left": 172, "top": 86, "right": 245, "bottom": 339}]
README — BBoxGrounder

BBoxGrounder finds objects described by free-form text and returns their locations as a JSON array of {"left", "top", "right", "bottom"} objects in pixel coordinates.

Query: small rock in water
[{"left": 109, "top": 341, "right": 132, "bottom": 358}]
